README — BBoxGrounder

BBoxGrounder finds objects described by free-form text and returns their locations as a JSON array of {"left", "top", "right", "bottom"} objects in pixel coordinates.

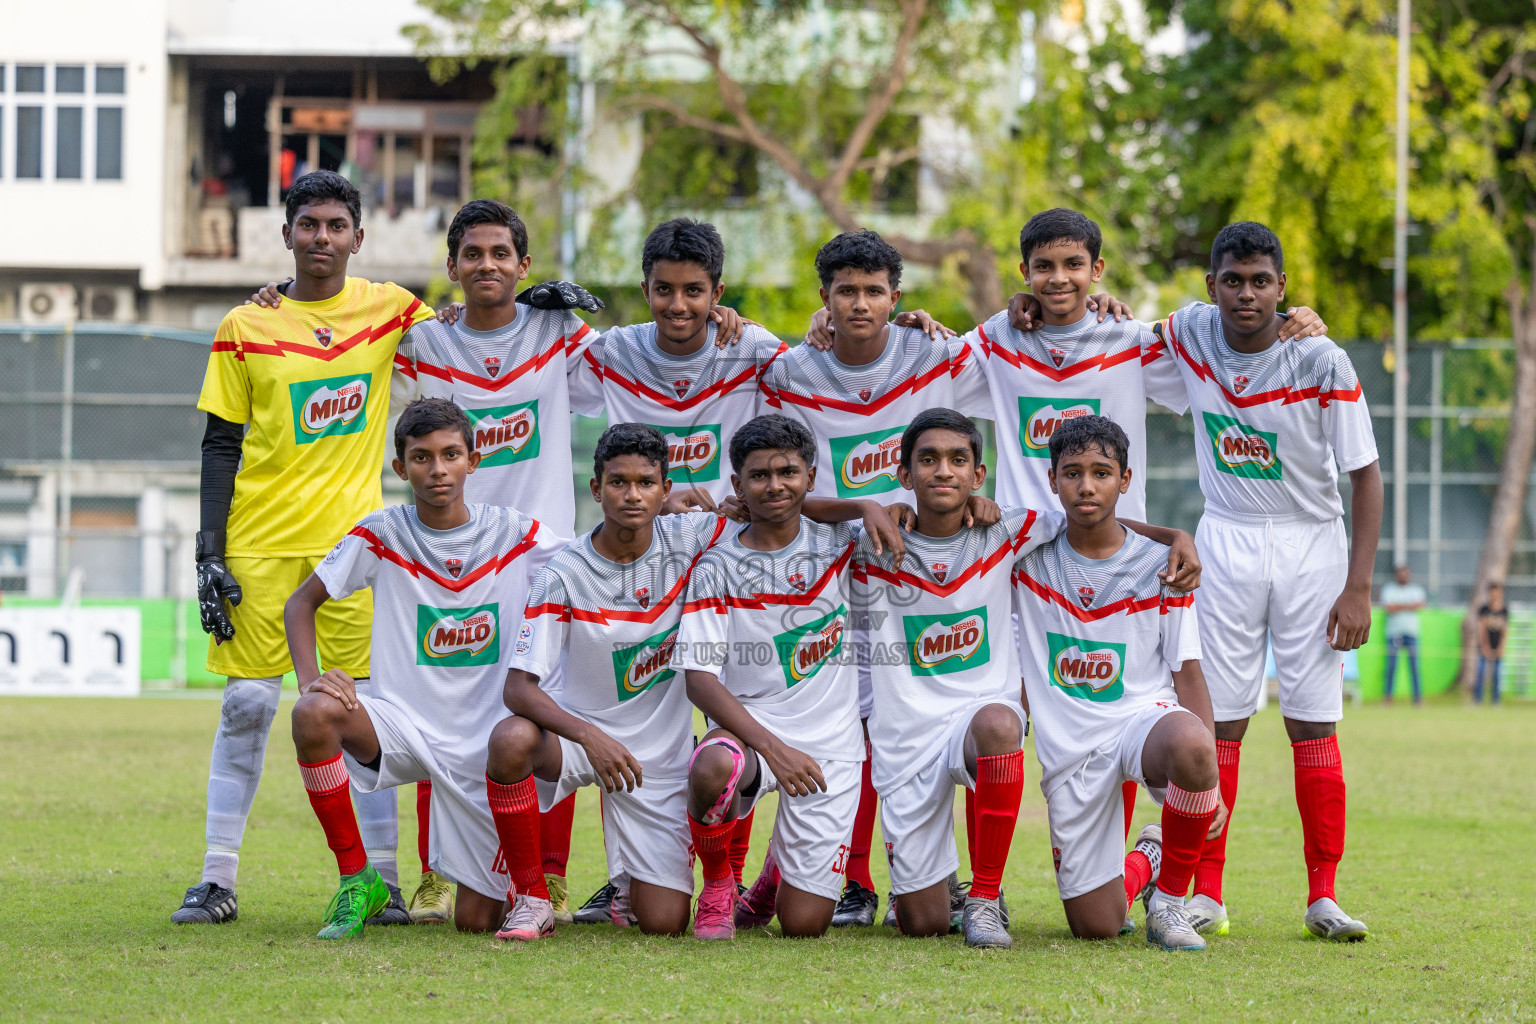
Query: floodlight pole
[{"left": 1392, "top": 0, "right": 1410, "bottom": 571}]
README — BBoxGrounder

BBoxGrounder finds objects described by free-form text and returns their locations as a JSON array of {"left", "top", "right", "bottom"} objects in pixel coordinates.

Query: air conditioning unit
[
  {"left": 82, "top": 285, "right": 137, "bottom": 323},
  {"left": 19, "top": 283, "right": 78, "bottom": 326}
]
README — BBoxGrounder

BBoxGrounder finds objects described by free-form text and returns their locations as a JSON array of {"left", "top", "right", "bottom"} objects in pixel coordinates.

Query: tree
[{"left": 408, "top": 0, "right": 1039, "bottom": 325}]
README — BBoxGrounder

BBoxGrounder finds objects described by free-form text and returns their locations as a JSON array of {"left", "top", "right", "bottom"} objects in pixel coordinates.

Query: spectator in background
[
  {"left": 1381, "top": 565, "right": 1427, "bottom": 705},
  {"left": 1475, "top": 582, "right": 1508, "bottom": 705}
]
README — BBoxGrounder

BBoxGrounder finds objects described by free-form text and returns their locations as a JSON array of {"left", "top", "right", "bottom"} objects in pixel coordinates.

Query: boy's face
[
  {"left": 820, "top": 267, "right": 899, "bottom": 345},
  {"left": 643, "top": 259, "right": 725, "bottom": 346},
  {"left": 731, "top": 448, "right": 814, "bottom": 525},
  {"left": 897, "top": 427, "right": 985, "bottom": 517},
  {"left": 392, "top": 427, "right": 479, "bottom": 508},
  {"left": 1048, "top": 442, "right": 1129, "bottom": 529},
  {"left": 1020, "top": 238, "right": 1104, "bottom": 322},
  {"left": 1207, "top": 254, "right": 1286, "bottom": 339},
  {"left": 448, "top": 224, "right": 530, "bottom": 307},
  {"left": 283, "top": 199, "right": 362, "bottom": 279},
  {"left": 590, "top": 453, "right": 672, "bottom": 532}
]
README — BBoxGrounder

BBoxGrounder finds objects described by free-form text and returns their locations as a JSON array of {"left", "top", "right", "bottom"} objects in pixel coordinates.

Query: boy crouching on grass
[{"left": 283, "top": 398, "right": 563, "bottom": 938}]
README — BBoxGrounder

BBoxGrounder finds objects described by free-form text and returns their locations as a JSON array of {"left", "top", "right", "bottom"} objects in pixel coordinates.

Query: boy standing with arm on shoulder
[{"left": 1152, "top": 222, "right": 1383, "bottom": 941}]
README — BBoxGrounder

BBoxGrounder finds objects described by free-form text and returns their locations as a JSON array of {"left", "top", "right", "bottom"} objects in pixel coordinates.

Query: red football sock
[
  {"left": 1123, "top": 849, "right": 1153, "bottom": 909},
  {"left": 845, "top": 740, "right": 877, "bottom": 890},
  {"left": 415, "top": 780, "right": 432, "bottom": 875},
  {"left": 1193, "top": 739, "right": 1241, "bottom": 903},
  {"left": 299, "top": 753, "right": 367, "bottom": 877},
  {"left": 540, "top": 791, "right": 575, "bottom": 877},
  {"left": 690, "top": 816, "right": 736, "bottom": 883},
  {"left": 729, "top": 810, "right": 755, "bottom": 887},
  {"left": 1293, "top": 735, "right": 1346, "bottom": 904},
  {"left": 1121, "top": 780, "right": 1137, "bottom": 841},
  {"left": 486, "top": 774, "right": 548, "bottom": 900},
  {"left": 970, "top": 750, "right": 1024, "bottom": 901},
  {"left": 1158, "top": 782, "right": 1220, "bottom": 899},
  {"left": 964, "top": 787, "right": 977, "bottom": 871}
]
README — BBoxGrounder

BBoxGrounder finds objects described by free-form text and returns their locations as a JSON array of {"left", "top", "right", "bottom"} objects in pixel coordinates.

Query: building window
[{"left": 3, "top": 62, "right": 125, "bottom": 182}]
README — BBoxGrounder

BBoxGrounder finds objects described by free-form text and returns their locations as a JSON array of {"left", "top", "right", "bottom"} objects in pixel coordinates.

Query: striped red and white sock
[
  {"left": 299, "top": 753, "right": 367, "bottom": 877},
  {"left": 1157, "top": 781, "right": 1220, "bottom": 899},
  {"left": 1193, "top": 739, "right": 1240, "bottom": 903},
  {"left": 1293, "top": 735, "right": 1346, "bottom": 904}
]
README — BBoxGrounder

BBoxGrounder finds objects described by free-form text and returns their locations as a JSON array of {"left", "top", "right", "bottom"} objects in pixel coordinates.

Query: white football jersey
[
  {"left": 1154, "top": 302, "right": 1379, "bottom": 521},
  {"left": 764, "top": 328, "right": 990, "bottom": 505},
  {"left": 392, "top": 306, "right": 595, "bottom": 535},
  {"left": 968, "top": 310, "right": 1188, "bottom": 520},
  {"left": 1012, "top": 528, "right": 1201, "bottom": 789},
  {"left": 314, "top": 503, "right": 565, "bottom": 779},
  {"left": 853, "top": 506, "right": 1064, "bottom": 791},
  {"left": 510, "top": 512, "right": 729, "bottom": 780},
  {"left": 568, "top": 321, "right": 786, "bottom": 502},
  {"left": 676, "top": 519, "right": 863, "bottom": 760}
]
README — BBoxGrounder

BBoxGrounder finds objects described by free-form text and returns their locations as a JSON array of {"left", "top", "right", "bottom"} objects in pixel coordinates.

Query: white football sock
[{"left": 202, "top": 675, "right": 281, "bottom": 889}]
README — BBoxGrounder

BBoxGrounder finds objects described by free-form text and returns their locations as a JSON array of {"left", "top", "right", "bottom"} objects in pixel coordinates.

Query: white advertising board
[{"left": 0, "top": 607, "right": 142, "bottom": 697}]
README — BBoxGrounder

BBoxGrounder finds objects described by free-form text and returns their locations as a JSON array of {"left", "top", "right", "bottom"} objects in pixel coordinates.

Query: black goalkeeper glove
[
  {"left": 517, "top": 280, "right": 604, "bottom": 313},
  {"left": 195, "top": 530, "right": 243, "bottom": 643}
]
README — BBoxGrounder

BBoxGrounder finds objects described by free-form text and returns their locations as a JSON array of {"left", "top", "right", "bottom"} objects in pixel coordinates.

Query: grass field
[{"left": 1, "top": 695, "right": 1532, "bottom": 1023}]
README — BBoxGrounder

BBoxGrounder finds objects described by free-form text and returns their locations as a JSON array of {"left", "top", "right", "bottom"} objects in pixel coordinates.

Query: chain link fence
[{"left": 1, "top": 324, "right": 1529, "bottom": 691}]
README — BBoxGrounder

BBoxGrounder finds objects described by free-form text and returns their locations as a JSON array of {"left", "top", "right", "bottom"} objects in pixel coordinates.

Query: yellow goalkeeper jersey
[{"left": 197, "top": 277, "right": 433, "bottom": 557}]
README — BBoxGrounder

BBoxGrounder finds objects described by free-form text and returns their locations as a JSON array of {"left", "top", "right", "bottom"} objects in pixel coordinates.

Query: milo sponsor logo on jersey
[
  {"left": 1046, "top": 632, "right": 1125, "bottom": 702},
  {"left": 829, "top": 427, "right": 905, "bottom": 497},
  {"left": 610, "top": 625, "right": 680, "bottom": 702},
  {"left": 417, "top": 603, "right": 500, "bottom": 667},
  {"left": 1019, "top": 397, "right": 1100, "bottom": 458},
  {"left": 1203, "top": 413, "right": 1282, "bottom": 480},
  {"left": 649, "top": 423, "right": 722, "bottom": 483},
  {"left": 467, "top": 400, "right": 541, "bottom": 466},
  {"left": 289, "top": 374, "right": 370, "bottom": 444},
  {"left": 904, "top": 607, "right": 990, "bottom": 676},
  {"left": 774, "top": 605, "right": 846, "bottom": 687}
]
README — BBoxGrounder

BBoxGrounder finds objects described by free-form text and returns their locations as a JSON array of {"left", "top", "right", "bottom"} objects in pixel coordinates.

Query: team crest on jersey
[
  {"left": 1046, "top": 632, "right": 1125, "bottom": 702},
  {"left": 610, "top": 626, "right": 679, "bottom": 702},
  {"left": 313, "top": 327, "right": 332, "bottom": 348},
  {"left": 787, "top": 572, "right": 807, "bottom": 592},
  {"left": 932, "top": 562, "right": 949, "bottom": 583},
  {"left": 650, "top": 424, "right": 723, "bottom": 482},
  {"left": 904, "top": 607, "right": 990, "bottom": 676},
  {"left": 483, "top": 356, "right": 502, "bottom": 378},
  {"left": 773, "top": 606, "right": 846, "bottom": 688},
  {"left": 1077, "top": 586, "right": 1095, "bottom": 607},
  {"left": 289, "top": 374, "right": 370, "bottom": 444},
  {"left": 1203, "top": 413, "right": 1283, "bottom": 480},
  {"left": 858, "top": 388, "right": 873, "bottom": 403},
  {"left": 635, "top": 586, "right": 651, "bottom": 609},
  {"left": 1018, "top": 397, "right": 1101, "bottom": 458},
  {"left": 829, "top": 427, "right": 905, "bottom": 497},
  {"left": 1232, "top": 374, "right": 1250, "bottom": 395},
  {"left": 1048, "top": 347, "right": 1066, "bottom": 367},
  {"left": 417, "top": 603, "right": 500, "bottom": 667},
  {"left": 444, "top": 557, "right": 463, "bottom": 580},
  {"left": 465, "top": 400, "right": 542, "bottom": 467},
  {"left": 672, "top": 379, "right": 691, "bottom": 399}
]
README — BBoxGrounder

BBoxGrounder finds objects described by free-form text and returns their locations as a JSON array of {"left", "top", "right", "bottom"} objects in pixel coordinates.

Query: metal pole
[
  {"left": 560, "top": 49, "right": 580, "bottom": 282},
  {"left": 1392, "top": 0, "right": 1410, "bottom": 569},
  {"left": 58, "top": 328, "right": 74, "bottom": 588},
  {"left": 1429, "top": 347, "right": 1443, "bottom": 600}
]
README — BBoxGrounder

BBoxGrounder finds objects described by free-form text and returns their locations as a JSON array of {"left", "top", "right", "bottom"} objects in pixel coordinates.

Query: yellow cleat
[
  {"left": 407, "top": 869, "right": 455, "bottom": 924},
  {"left": 546, "top": 873, "right": 574, "bottom": 925}
]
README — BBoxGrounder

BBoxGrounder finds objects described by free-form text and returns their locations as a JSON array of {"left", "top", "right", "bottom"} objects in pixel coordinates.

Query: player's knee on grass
[
  {"left": 1063, "top": 879, "right": 1128, "bottom": 940},
  {"left": 776, "top": 885, "right": 835, "bottom": 938},
  {"left": 968, "top": 703, "right": 1024, "bottom": 757},
  {"left": 894, "top": 880, "right": 950, "bottom": 938},
  {"left": 485, "top": 715, "right": 543, "bottom": 783},
  {"left": 687, "top": 739, "right": 745, "bottom": 822},
  {"left": 631, "top": 879, "right": 690, "bottom": 936},
  {"left": 453, "top": 884, "right": 507, "bottom": 933}
]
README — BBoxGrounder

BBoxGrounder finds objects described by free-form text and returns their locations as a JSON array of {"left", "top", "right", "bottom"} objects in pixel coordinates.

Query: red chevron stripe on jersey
[
  {"left": 766, "top": 351, "right": 968, "bottom": 415},
  {"left": 1155, "top": 318, "right": 1364, "bottom": 408},
  {"left": 523, "top": 516, "right": 727, "bottom": 625},
  {"left": 407, "top": 322, "right": 592, "bottom": 391},
  {"left": 977, "top": 323, "right": 1143, "bottom": 381},
  {"left": 347, "top": 521, "right": 543, "bottom": 593},
  {"left": 586, "top": 341, "right": 784, "bottom": 412},
  {"left": 1013, "top": 568, "right": 1192, "bottom": 621},
  {"left": 856, "top": 510, "right": 1039, "bottom": 597},
  {"left": 684, "top": 542, "right": 854, "bottom": 612},
  {"left": 216, "top": 299, "right": 424, "bottom": 361}
]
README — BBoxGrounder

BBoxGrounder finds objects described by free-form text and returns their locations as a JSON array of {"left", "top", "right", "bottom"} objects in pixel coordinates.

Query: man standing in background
[{"left": 1380, "top": 566, "right": 1427, "bottom": 705}]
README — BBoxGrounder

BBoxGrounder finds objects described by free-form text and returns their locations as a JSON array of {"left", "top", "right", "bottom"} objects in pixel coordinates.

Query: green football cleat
[
  {"left": 317, "top": 865, "right": 390, "bottom": 940},
  {"left": 407, "top": 869, "right": 455, "bottom": 924}
]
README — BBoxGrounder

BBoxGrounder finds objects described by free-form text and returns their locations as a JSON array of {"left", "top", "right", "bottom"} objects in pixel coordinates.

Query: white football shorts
[{"left": 743, "top": 754, "right": 863, "bottom": 902}]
